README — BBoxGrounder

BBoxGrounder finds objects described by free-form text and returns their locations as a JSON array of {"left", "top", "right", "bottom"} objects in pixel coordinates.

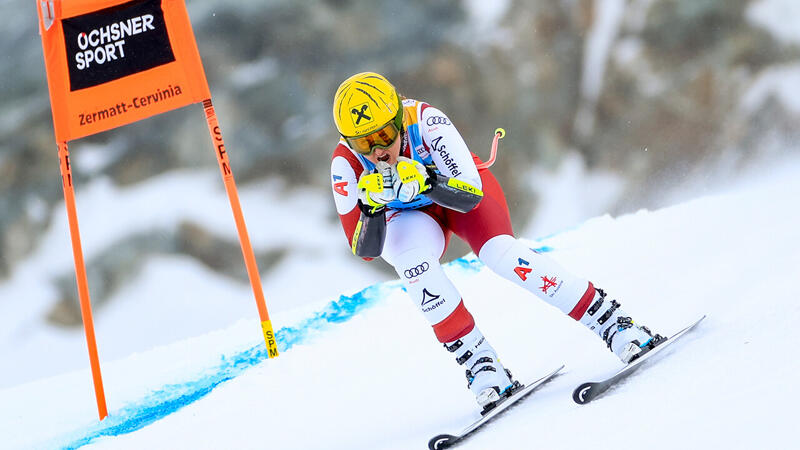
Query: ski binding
[
  {"left": 573, "top": 315, "right": 706, "bottom": 405},
  {"left": 428, "top": 364, "right": 564, "bottom": 449}
]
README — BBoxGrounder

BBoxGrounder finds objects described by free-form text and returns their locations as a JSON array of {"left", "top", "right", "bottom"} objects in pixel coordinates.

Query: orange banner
[{"left": 38, "top": 0, "right": 211, "bottom": 142}]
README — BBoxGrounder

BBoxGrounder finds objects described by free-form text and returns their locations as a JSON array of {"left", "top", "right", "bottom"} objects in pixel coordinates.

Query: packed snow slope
[{"left": 1, "top": 158, "right": 799, "bottom": 450}]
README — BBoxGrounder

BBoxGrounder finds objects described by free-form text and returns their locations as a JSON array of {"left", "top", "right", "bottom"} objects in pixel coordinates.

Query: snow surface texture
[
  {"left": 0, "top": 171, "right": 389, "bottom": 390},
  {"left": 1, "top": 157, "right": 798, "bottom": 449}
]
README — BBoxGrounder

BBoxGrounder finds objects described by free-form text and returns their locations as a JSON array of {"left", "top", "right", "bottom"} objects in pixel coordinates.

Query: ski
[
  {"left": 572, "top": 315, "right": 706, "bottom": 405},
  {"left": 428, "top": 365, "right": 564, "bottom": 450}
]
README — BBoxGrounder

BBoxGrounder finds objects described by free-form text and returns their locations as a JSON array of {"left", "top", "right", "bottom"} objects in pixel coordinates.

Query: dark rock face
[{"left": 2, "top": 0, "right": 797, "bottom": 325}]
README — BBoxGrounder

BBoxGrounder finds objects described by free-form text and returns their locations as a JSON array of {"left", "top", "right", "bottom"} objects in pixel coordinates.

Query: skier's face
[{"left": 363, "top": 130, "right": 402, "bottom": 166}]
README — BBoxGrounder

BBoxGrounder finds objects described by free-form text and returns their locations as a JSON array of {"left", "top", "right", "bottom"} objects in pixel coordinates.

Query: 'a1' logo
[{"left": 514, "top": 258, "right": 532, "bottom": 281}]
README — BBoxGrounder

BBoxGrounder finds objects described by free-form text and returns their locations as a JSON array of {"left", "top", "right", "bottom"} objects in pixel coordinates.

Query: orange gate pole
[
  {"left": 201, "top": 99, "right": 279, "bottom": 358},
  {"left": 57, "top": 142, "right": 109, "bottom": 420}
]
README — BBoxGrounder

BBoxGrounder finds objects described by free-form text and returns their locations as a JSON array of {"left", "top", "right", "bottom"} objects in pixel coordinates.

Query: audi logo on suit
[
  {"left": 404, "top": 262, "right": 430, "bottom": 278},
  {"left": 426, "top": 116, "right": 451, "bottom": 126}
]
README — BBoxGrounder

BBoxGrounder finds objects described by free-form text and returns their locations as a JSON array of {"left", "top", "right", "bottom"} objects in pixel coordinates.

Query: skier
[{"left": 329, "top": 72, "right": 662, "bottom": 409}]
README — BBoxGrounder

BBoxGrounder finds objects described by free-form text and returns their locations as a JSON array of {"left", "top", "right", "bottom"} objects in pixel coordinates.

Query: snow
[
  {"left": 574, "top": 0, "right": 626, "bottom": 138},
  {"left": 522, "top": 152, "right": 624, "bottom": 239},
  {"left": 741, "top": 63, "right": 800, "bottom": 114},
  {"left": 1, "top": 155, "right": 799, "bottom": 449},
  {"left": 0, "top": 167, "right": 387, "bottom": 389},
  {"left": 460, "top": 0, "right": 512, "bottom": 50},
  {"left": 581, "top": 0, "right": 626, "bottom": 103},
  {"left": 747, "top": 0, "right": 800, "bottom": 45},
  {"left": 72, "top": 143, "right": 123, "bottom": 175},
  {"left": 229, "top": 58, "right": 279, "bottom": 89},
  {"left": 463, "top": 0, "right": 511, "bottom": 31}
]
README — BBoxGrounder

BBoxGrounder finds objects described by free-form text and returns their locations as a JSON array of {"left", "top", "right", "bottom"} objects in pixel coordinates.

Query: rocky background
[{"left": 1, "top": 0, "right": 798, "bottom": 327}]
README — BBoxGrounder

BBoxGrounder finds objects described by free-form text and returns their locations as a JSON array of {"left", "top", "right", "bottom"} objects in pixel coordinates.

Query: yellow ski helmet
[{"left": 333, "top": 72, "right": 403, "bottom": 145}]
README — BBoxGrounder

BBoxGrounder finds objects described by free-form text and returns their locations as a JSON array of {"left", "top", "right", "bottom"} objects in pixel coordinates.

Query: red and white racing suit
[{"left": 330, "top": 99, "right": 597, "bottom": 343}]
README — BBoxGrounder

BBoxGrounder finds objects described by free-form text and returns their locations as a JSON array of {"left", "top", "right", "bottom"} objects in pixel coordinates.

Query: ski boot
[
  {"left": 444, "top": 326, "right": 518, "bottom": 413},
  {"left": 579, "top": 288, "right": 665, "bottom": 363}
]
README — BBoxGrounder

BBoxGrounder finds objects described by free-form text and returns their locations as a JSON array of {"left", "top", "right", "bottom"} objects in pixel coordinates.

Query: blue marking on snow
[
  {"left": 55, "top": 283, "right": 400, "bottom": 449},
  {"left": 54, "top": 246, "right": 554, "bottom": 448}
]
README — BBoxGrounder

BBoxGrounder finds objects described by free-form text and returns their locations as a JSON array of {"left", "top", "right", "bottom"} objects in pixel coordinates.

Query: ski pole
[{"left": 476, "top": 128, "right": 505, "bottom": 169}]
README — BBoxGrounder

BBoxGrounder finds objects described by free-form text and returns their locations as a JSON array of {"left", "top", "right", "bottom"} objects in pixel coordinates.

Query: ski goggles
[{"left": 345, "top": 111, "right": 403, "bottom": 155}]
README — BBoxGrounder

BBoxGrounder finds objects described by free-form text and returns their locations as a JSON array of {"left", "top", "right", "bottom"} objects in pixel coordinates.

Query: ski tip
[
  {"left": 536, "top": 364, "right": 566, "bottom": 383},
  {"left": 429, "top": 434, "right": 459, "bottom": 450},
  {"left": 573, "top": 382, "right": 594, "bottom": 405}
]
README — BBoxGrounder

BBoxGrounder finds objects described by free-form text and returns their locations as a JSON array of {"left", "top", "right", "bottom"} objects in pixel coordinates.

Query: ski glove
[
  {"left": 392, "top": 157, "right": 430, "bottom": 203},
  {"left": 357, "top": 161, "right": 395, "bottom": 214}
]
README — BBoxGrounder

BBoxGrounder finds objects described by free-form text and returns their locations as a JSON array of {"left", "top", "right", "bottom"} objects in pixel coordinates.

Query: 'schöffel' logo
[
  {"left": 421, "top": 288, "right": 440, "bottom": 306},
  {"left": 426, "top": 116, "right": 451, "bottom": 126},
  {"left": 404, "top": 262, "right": 430, "bottom": 279},
  {"left": 430, "top": 136, "right": 462, "bottom": 178},
  {"left": 421, "top": 288, "right": 445, "bottom": 313},
  {"left": 62, "top": 0, "right": 175, "bottom": 91}
]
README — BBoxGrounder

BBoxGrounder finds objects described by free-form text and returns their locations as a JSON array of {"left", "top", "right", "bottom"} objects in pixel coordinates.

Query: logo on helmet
[{"left": 351, "top": 103, "right": 373, "bottom": 127}]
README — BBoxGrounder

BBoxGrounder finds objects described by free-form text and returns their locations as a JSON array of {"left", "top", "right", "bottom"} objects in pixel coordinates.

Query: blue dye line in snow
[
  {"left": 56, "top": 247, "right": 553, "bottom": 448},
  {"left": 56, "top": 283, "right": 395, "bottom": 449}
]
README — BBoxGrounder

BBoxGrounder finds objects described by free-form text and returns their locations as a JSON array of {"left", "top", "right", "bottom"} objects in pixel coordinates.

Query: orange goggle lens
[{"left": 346, "top": 121, "right": 401, "bottom": 155}]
